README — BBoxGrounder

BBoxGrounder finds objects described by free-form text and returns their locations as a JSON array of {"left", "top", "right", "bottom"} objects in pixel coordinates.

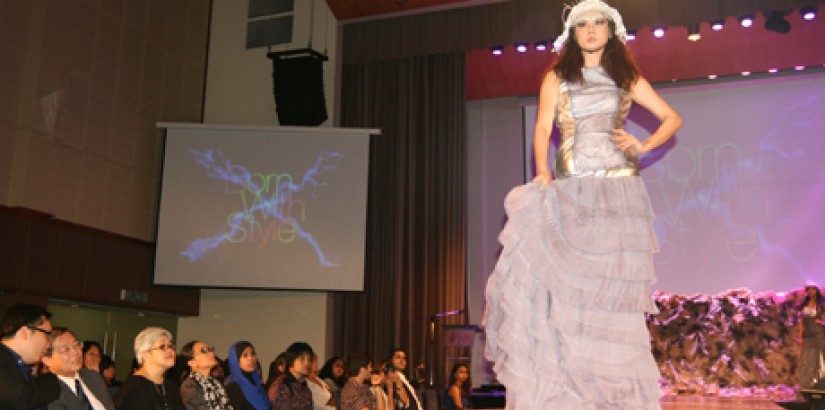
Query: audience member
[
  {"left": 317, "top": 357, "right": 346, "bottom": 395},
  {"left": 339, "top": 352, "right": 376, "bottom": 410},
  {"left": 264, "top": 352, "right": 288, "bottom": 392},
  {"left": 113, "top": 326, "right": 183, "bottom": 410},
  {"left": 269, "top": 342, "right": 313, "bottom": 410},
  {"left": 0, "top": 303, "right": 61, "bottom": 409},
  {"left": 225, "top": 341, "right": 270, "bottom": 410},
  {"left": 210, "top": 357, "right": 228, "bottom": 384},
  {"left": 82, "top": 341, "right": 103, "bottom": 373},
  {"left": 305, "top": 352, "right": 335, "bottom": 410},
  {"left": 369, "top": 365, "right": 390, "bottom": 410},
  {"left": 99, "top": 354, "right": 121, "bottom": 396},
  {"left": 444, "top": 363, "right": 470, "bottom": 410},
  {"left": 41, "top": 327, "right": 116, "bottom": 410},
  {"left": 385, "top": 349, "right": 420, "bottom": 410},
  {"left": 178, "top": 340, "right": 232, "bottom": 410}
]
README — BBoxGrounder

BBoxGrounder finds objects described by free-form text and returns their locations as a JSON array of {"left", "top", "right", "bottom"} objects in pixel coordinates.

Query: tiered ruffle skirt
[{"left": 483, "top": 178, "right": 662, "bottom": 409}]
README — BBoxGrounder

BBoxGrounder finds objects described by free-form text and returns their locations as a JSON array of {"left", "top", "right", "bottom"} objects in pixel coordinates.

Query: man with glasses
[
  {"left": 41, "top": 327, "right": 116, "bottom": 410},
  {"left": 0, "top": 303, "right": 61, "bottom": 409}
]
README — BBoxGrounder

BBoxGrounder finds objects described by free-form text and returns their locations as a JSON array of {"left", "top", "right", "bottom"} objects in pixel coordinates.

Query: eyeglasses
[
  {"left": 51, "top": 340, "right": 83, "bottom": 356},
  {"left": 197, "top": 346, "right": 215, "bottom": 355},
  {"left": 27, "top": 326, "right": 52, "bottom": 336},
  {"left": 150, "top": 343, "right": 176, "bottom": 352}
]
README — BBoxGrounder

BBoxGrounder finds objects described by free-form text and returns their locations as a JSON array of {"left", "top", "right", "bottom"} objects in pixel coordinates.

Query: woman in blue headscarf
[{"left": 225, "top": 341, "right": 270, "bottom": 410}]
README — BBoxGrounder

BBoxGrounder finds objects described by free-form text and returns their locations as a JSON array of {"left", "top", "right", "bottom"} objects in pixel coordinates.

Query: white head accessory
[{"left": 552, "top": 0, "right": 627, "bottom": 53}]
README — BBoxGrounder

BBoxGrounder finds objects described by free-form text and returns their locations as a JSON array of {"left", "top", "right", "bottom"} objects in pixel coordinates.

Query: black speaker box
[{"left": 266, "top": 48, "right": 329, "bottom": 126}]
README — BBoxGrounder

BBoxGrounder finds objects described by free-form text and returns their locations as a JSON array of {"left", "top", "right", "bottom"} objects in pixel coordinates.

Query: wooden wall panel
[{"left": 0, "top": 205, "right": 199, "bottom": 316}]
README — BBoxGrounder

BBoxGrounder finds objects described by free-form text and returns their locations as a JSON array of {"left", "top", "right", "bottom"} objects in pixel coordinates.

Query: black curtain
[{"left": 334, "top": 52, "right": 468, "bottom": 388}]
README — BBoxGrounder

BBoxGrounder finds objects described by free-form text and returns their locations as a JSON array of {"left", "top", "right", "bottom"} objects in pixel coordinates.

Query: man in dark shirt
[
  {"left": 269, "top": 342, "right": 313, "bottom": 410},
  {"left": 340, "top": 352, "right": 376, "bottom": 410},
  {"left": 0, "top": 303, "right": 61, "bottom": 410}
]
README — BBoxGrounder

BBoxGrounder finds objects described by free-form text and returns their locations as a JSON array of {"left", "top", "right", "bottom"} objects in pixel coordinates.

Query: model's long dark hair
[{"left": 552, "top": 20, "right": 640, "bottom": 90}]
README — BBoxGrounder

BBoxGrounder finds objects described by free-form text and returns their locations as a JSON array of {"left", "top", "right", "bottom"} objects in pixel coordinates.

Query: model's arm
[
  {"left": 613, "top": 76, "right": 683, "bottom": 154},
  {"left": 532, "top": 71, "right": 561, "bottom": 187}
]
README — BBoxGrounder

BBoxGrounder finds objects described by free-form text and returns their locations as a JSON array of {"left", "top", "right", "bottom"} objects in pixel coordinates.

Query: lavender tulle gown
[{"left": 483, "top": 67, "right": 663, "bottom": 409}]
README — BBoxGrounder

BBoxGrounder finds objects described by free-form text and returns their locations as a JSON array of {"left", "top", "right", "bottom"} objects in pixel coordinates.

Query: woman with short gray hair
[{"left": 114, "top": 326, "right": 183, "bottom": 409}]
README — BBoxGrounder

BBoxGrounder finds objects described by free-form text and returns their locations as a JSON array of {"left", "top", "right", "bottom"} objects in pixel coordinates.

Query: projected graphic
[
  {"left": 154, "top": 125, "right": 372, "bottom": 290},
  {"left": 182, "top": 148, "right": 343, "bottom": 267}
]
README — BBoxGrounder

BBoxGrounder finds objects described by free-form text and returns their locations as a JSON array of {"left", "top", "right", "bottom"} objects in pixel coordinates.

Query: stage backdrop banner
[{"left": 155, "top": 123, "right": 377, "bottom": 291}]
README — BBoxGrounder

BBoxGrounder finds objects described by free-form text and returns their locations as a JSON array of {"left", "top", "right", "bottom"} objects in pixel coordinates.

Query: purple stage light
[
  {"left": 711, "top": 19, "right": 725, "bottom": 31},
  {"left": 491, "top": 46, "right": 503, "bottom": 56},
  {"left": 801, "top": 6, "right": 817, "bottom": 21},
  {"left": 515, "top": 43, "right": 528, "bottom": 53},
  {"left": 653, "top": 27, "right": 666, "bottom": 38},
  {"left": 739, "top": 14, "right": 755, "bottom": 27},
  {"left": 768, "top": 68, "right": 779, "bottom": 73}
]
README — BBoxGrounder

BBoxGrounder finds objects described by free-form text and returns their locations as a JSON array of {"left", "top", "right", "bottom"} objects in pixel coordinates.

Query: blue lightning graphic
[{"left": 181, "top": 148, "right": 343, "bottom": 267}]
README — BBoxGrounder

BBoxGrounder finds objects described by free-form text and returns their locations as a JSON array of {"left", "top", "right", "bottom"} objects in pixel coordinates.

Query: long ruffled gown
[{"left": 483, "top": 67, "right": 663, "bottom": 409}]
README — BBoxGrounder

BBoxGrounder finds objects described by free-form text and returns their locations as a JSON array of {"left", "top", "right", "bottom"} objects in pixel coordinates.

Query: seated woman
[
  {"left": 263, "top": 352, "right": 288, "bottom": 392},
  {"left": 317, "top": 357, "right": 346, "bottom": 394},
  {"left": 83, "top": 340, "right": 103, "bottom": 373},
  {"left": 225, "top": 341, "right": 271, "bottom": 410},
  {"left": 113, "top": 327, "right": 183, "bottom": 410},
  {"left": 100, "top": 354, "right": 122, "bottom": 396},
  {"left": 444, "top": 363, "right": 470, "bottom": 410},
  {"left": 179, "top": 340, "right": 232, "bottom": 410}
]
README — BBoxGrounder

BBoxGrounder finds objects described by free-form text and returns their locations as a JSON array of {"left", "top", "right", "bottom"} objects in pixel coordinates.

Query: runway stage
[
  {"left": 660, "top": 396, "right": 790, "bottom": 409},
  {"left": 476, "top": 396, "right": 797, "bottom": 409}
]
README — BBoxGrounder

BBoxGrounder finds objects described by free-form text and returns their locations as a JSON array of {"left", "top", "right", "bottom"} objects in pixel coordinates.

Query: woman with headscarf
[
  {"left": 179, "top": 340, "right": 233, "bottom": 409},
  {"left": 225, "top": 341, "right": 270, "bottom": 410}
]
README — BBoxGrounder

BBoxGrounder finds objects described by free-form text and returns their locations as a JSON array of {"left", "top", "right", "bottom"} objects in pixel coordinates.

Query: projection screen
[{"left": 154, "top": 123, "right": 377, "bottom": 291}]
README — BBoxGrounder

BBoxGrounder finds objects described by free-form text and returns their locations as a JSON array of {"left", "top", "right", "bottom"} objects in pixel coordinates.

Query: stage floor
[{"left": 660, "top": 396, "right": 786, "bottom": 409}]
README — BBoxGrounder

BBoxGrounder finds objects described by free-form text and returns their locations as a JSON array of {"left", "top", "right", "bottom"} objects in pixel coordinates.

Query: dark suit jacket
[
  {"left": 47, "top": 369, "right": 116, "bottom": 410},
  {"left": 0, "top": 343, "right": 61, "bottom": 410}
]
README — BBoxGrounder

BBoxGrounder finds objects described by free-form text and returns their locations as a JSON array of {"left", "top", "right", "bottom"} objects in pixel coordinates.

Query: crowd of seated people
[{"left": 1, "top": 303, "right": 472, "bottom": 410}]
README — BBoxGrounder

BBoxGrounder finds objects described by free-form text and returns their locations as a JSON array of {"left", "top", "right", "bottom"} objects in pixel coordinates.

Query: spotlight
[
  {"left": 710, "top": 19, "right": 725, "bottom": 31},
  {"left": 764, "top": 10, "right": 791, "bottom": 34},
  {"left": 795, "top": 65, "right": 806, "bottom": 71},
  {"left": 535, "top": 41, "right": 548, "bottom": 51},
  {"left": 708, "top": 74, "right": 718, "bottom": 80},
  {"left": 652, "top": 26, "right": 666, "bottom": 38},
  {"left": 515, "top": 42, "right": 528, "bottom": 53},
  {"left": 491, "top": 46, "right": 504, "bottom": 56},
  {"left": 687, "top": 24, "right": 701, "bottom": 41},
  {"left": 738, "top": 14, "right": 755, "bottom": 27},
  {"left": 801, "top": 6, "right": 817, "bottom": 20},
  {"left": 626, "top": 29, "right": 637, "bottom": 41},
  {"left": 768, "top": 68, "right": 779, "bottom": 73},
  {"left": 741, "top": 71, "right": 751, "bottom": 76}
]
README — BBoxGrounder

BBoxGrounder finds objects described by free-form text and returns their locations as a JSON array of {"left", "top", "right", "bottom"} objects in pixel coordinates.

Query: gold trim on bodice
[{"left": 553, "top": 78, "right": 639, "bottom": 178}]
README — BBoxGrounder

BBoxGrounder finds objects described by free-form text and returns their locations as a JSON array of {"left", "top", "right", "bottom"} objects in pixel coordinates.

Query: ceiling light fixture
[
  {"left": 738, "top": 14, "right": 755, "bottom": 27},
  {"left": 801, "top": 6, "right": 817, "bottom": 20},
  {"left": 687, "top": 24, "right": 701, "bottom": 41},
  {"left": 652, "top": 26, "right": 666, "bottom": 38}
]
